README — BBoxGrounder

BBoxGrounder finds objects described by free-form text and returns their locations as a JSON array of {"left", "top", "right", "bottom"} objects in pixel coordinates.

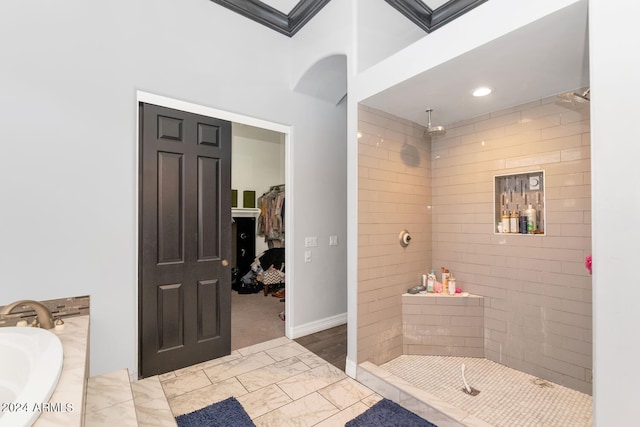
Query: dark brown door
[{"left": 139, "top": 103, "right": 231, "bottom": 378}]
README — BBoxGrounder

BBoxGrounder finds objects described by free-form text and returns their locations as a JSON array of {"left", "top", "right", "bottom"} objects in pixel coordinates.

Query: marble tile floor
[
  {"left": 85, "top": 369, "right": 177, "bottom": 427},
  {"left": 85, "top": 369, "right": 139, "bottom": 427},
  {"left": 158, "top": 336, "right": 384, "bottom": 426},
  {"left": 132, "top": 376, "right": 177, "bottom": 427}
]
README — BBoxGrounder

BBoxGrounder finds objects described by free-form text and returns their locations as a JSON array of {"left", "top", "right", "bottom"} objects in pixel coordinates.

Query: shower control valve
[{"left": 399, "top": 230, "right": 412, "bottom": 247}]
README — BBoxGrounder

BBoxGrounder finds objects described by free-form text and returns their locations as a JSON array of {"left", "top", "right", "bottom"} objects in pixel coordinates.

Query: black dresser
[{"left": 232, "top": 217, "right": 256, "bottom": 281}]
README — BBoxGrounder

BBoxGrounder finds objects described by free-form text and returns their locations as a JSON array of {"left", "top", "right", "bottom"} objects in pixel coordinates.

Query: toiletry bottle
[
  {"left": 510, "top": 210, "right": 518, "bottom": 233},
  {"left": 427, "top": 270, "right": 435, "bottom": 293},
  {"left": 441, "top": 267, "right": 450, "bottom": 294},
  {"left": 448, "top": 274, "right": 456, "bottom": 295},
  {"left": 434, "top": 281, "right": 442, "bottom": 293},
  {"left": 519, "top": 214, "right": 528, "bottom": 234},
  {"left": 525, "top": 204, "right": 537, "bottom": 233},
  {"left": 502, "top": 211, "right": 510, "bottom": 233}
]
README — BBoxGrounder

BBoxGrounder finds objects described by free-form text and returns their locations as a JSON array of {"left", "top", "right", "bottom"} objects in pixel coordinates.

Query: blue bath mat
[
  {"left": 346, "top": 398, "right": 437, "bottom": 427},
  {"left": 175, "top": 396, "right": 255, "bottom": 427}
]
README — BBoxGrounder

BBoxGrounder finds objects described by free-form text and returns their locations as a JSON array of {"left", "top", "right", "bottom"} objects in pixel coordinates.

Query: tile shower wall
[
  {"left": 357, "top": 105, "right": 432, "bottom": 365},
  {"left": 430, "top": 96, "right": 592, "bottom": 394}
]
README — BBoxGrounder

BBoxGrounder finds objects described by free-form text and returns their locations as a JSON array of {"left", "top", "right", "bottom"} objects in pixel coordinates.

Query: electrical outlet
[
  {"left": 304, "top": 251, "right": 312, "bottom": 262},
  {"left": 329, "top": 235, "right": 338, "bottom": 246},
  {"left": 304, "top": 237, "right": 317, "bottom": 247}
]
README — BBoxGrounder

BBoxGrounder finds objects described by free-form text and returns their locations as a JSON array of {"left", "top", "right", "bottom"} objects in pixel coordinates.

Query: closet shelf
[{"left": 232, "top": 208, "right": 261, "bottom": 218}]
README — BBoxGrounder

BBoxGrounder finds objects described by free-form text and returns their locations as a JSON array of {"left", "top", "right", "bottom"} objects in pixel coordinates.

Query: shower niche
[{"left": 494, "top": 171, "right": 545, "bottom": 235}]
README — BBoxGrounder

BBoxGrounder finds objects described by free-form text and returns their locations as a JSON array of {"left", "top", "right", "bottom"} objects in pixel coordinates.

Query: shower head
[
  {"left": 557, "top": 87, "right": 590, "bottom": 104},
  {"left": 425, "top": 109, "right": 446, "bottom": 136},
  {"left": 427, "top": 124, "right": 446, "bottom": 135}
]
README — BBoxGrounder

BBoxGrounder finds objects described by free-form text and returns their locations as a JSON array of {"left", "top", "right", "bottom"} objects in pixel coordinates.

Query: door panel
[
  {"left": 139, "top": 103, "right": 231, "bottom": 378},
  {"left": 157, "top": 152, "right": 184, "bottom": 264},
  {"left": 197, "top": 279, "right": 220, "bottom": 341},
  {"left": 198, "top": 123, "right": 221, "bottom": 147},
  {"left": 198, "top": 156, "right": 220, "bottom": 260},
  {"left": 157, "top": 283, "right": 183, "bottom": 351}
]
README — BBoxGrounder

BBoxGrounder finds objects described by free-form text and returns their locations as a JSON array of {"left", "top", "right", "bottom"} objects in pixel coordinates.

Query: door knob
[{"left": 221, "top": 259, "right": 229, "bottom": 267}]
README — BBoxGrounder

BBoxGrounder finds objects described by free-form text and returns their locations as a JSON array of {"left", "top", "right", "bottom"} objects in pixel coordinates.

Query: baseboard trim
[
  {"left": 288, "top": 312, "right": 347, "bottom": 339},
  {"left": 345, "top": 357, "right": 358, "bottom": 378}
]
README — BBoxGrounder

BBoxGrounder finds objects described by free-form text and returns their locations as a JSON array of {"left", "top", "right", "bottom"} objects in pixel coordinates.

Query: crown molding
[
  {"left": 384, "top": 0, "right": 489, "bottom": 33},
  {"left": 209, "top": 0, "right": 331, "bottom": 37}
]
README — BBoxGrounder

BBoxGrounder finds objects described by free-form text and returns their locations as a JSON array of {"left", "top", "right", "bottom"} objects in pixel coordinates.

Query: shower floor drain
[
  {"left": 532, "top": 378, "right": 554, "bottom": 388},
  {"left": 462, "top": 387, "right": 480, "bottom": 396}
]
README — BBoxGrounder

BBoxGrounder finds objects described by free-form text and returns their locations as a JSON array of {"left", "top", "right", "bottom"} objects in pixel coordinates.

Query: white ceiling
[
  {"left": 261, "top": 0, "right": 300, "bottom": 14},
  {"left": 362, "top": 0, "right": 590, "bottom": 128}
]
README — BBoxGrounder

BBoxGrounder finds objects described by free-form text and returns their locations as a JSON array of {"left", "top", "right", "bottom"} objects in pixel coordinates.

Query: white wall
[
  {"left": 0, "top": 0, "right": 348, "bottom": 377},
  {"left": 287, "top": 0, "right": 351, "bottom": 336},
  {"left": 232, "top": 124, "right": 285, "bottom": 254},
  {"left": 590, "top": 0, "right": 640, "bottom": 423},
  {"left": 356, "top": 0, "right": 425, "bottom": 72}
]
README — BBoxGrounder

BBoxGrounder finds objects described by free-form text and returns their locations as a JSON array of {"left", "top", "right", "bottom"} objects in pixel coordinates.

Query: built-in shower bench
[{"left": 402, "top": 293, "right": 485, "bottom": 357}]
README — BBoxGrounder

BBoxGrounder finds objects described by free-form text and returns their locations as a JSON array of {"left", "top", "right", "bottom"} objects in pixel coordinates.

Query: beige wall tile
[
  {"left": 473, "top": 111, "right": 522, "bottom": 132},
  {"left": 358, "top": 106, "right": 434, "bottom": 363},
  {"left": 523, "top": 134, "right": 582, "bottom": 154},
  {"left": 505, "top": 151, "right": 561, "bottom": 169},
  {"left": 541, "top": 120, "right": 590, "bottom": 140},
  {"left": 561, "top": 146, "right": 591, "bottom": 162}
]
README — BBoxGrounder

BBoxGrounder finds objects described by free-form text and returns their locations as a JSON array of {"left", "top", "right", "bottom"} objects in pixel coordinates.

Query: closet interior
[{"left": 230, "top": 123, "right": 286, "bottom": 350}]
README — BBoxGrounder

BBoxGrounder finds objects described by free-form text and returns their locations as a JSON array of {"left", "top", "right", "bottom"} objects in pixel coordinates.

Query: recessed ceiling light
[{"left": 472, "top": 86, "right": 493, "bottom": 97}]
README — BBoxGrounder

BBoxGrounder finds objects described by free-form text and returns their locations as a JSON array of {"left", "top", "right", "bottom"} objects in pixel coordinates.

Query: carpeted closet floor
[{"left": 231, "top": 290, "right": 285, "bottom": 351}]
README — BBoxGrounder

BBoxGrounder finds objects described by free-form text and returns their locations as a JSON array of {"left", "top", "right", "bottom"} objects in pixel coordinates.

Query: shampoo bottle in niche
[
  {"left": 519, "top": 214, "right": 528, "bottom": 234},
  {"left": 510, "top": 210, "right": 519, "bottom": 233},
  {"left": 501, "top": 211, "right": 510, "bottom": 233},
  {"left": 525, "top": 204, "right": 537, "bottom": 233},
  {"left": 427, "top": 270, "right": 436, "bottom": 293},
  {"left": 441, "top": 267, "right": 450, "bottom": 294}
]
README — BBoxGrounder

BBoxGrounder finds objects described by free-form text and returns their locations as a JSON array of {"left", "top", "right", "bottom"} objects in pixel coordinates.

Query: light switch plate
[
  {"left": 304, "top": 251, "right": 312, "bottom": 262},
  {"left": 305, "top": 237, "right": 317, "bottom": 247},
  {"left": 329, "top": 236, "right": 338, "bottom": 246}
]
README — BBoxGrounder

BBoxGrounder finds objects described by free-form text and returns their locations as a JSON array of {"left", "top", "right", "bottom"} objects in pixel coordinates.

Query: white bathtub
[{"left": 0, "top": 327, "right": 63, "bottom": 427}]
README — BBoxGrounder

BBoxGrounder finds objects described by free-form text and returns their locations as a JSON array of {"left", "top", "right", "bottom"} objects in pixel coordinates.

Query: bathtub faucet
[{"left": 0, "top": 300, "right": 55, "bottom": 329}]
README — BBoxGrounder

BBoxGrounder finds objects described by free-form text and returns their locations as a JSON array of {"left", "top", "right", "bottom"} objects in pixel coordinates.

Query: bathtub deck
[{"left": 376, "top": 355, "right": 592, "bottom": 427}]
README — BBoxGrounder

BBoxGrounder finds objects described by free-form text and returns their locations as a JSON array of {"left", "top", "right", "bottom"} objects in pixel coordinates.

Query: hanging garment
[{"left": 257, "top": 185, "right": 285, "bottom": 246}]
